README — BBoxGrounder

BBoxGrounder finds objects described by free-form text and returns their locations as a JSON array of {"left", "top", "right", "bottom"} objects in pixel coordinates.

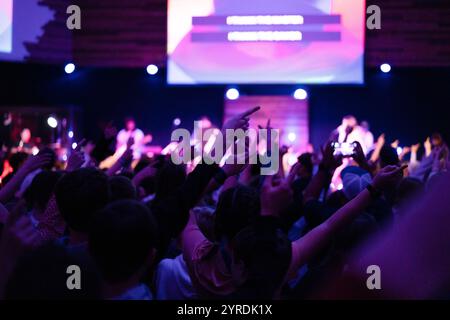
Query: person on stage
[
  {"left": 116, "top": 117, "right": 144, "bottom": 160},
  {"left": 330, "top": 115, "right": 367, "bottom": 153}
]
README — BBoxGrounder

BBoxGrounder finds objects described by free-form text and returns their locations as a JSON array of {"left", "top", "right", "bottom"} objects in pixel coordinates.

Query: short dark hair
[
  {"left": 379, "top": 146, "right": 400, "bottom": 167},
  {"left": 108, "top": 175, "right": 137, "bottom": 201},
  {"left": 232, "top": 223, "right": 292, "bottom": 299},
  {"left": 153, "top": 161, "right": 186, "bottom": 204},
  {"left": 88, "top": 200, "right": 158, "bottom": 284},
  {"left": 124, "top": 117, "right": 135, "bottom": 125},
  {"left": 343, "top": 115, "right": 356, "bottom": 121},
  {"left": 5, "top": 243, "right": 101, "bottom": 299},
  {"left": 55, "top": 168, "right": 110, "bottom": 232},
  {"left": 298, "top": 153, "right": 313, "bottom": 176},
  {"left": 431, "top": 132, "right": 444, "bottom": 146},
  {"left": 214, "top": 185, "right": 260, "bottom": 241}
]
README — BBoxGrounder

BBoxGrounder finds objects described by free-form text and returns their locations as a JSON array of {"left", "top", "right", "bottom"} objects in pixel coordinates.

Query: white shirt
[
  {"left": 116, "top": 128, "right": 144, "bottom": 159},
  {"left": 155, "top": 254, "right": 197, "bottom": 300},
  {"left": 337, "top": 125, "right": 369, "bottom": 154}
]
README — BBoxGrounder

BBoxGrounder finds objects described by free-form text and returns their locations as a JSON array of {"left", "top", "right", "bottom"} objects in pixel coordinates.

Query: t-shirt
[
  {"left": 155, "top": 254, "right": 197, "bottom": 300},
  {"left": 181, "top": 215, "right": 237, "bottom": 297},
  {"left": 116, "top": 128, "right": 144, "bottom": 159},
  {"left": 182, "top": 214, "right": 299, "bottom": 298}
]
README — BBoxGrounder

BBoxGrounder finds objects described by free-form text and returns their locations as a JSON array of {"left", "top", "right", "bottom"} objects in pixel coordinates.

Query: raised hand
[
  {"left": 222, "top": 148, "right": 250, "bottom": 177},
  {"left": 120, "top": 148, "right": 133, "bottom": 167},
  {"left": 260, "top": 170, "right": 294, "bottom": 217},
  {"left": 258, "top": 118, "right": 271, "bottom": 131},
  {"left": 222, "top": 106, "right": 260, "bottom": 132},
  {"left": 320, "top": 142, "right": 343, "bottom": 173},
  {"left": 287, "top": 162, "right": 302, "bottom": 184},
  {"left": 132, "top": 159, "right": 159, "bottom": 187},
  {"left": 280, "top": 145, "right": 289, "bottom": 157},
  {"left": 19, "top": 153, "right": 53, "bottom": 175},
  {"left": 106, "top": 147, "right": 133, "bottom": 176},
  {"left": 424, "top": 137, "right": 432, "bottom": 157},
  {"left": 261, "top": 175, "right": 292, "bottom": 216},
  {"left": 370, "top": 134, "right": 386, "bottom": 163},
  {"left": 376, "top": 134, "right": 385, "bottom": 148},
  {"left": 399, "top": 146, "right": 411, "bottom": 161},
  {"left": 411, "top": 143, "right": 421, "bottom": 154},
  {"left": 66, "top": 139, "right": 86, "bottom": 171},
  {"left": 258, "top": 118, "right": 274, "bottom": 154},
  {"left": 391, "top": 139, "right": 400, "bottom": 149},
  {"left": 352, "top": 141, "right": 367, "bottom": 168},
  {"left": 0, "top": 153, "right": 53, "bottom": 203},
  {"left": 372, "top": 165, "right": 407, "bottom": 191}
]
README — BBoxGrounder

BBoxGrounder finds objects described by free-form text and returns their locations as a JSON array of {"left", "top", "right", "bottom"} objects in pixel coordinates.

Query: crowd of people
[{"left": 0, "top": 108, "right": 449, "bottom": 300}]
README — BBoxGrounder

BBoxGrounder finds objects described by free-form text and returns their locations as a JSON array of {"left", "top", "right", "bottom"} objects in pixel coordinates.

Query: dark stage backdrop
[
  {"left": 0, "top": 62, "right": 449, "bottom": 151},
  {"left": 6, "top": 0, "right": 450, "bottom": 68}
]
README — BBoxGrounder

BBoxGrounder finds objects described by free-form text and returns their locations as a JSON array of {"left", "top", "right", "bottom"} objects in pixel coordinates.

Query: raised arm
[
  {"left": 0, "top": 154, "right": 52, "bottom": 204},
  {"left": 303, "top": 143, "right": 342, "bottom": 204},
  {"left": 106, "top": 138, "right": 134, "bottom": 176},
  {"left": 323, "top": 172, "right": 450, "bottom": 299},
  {"left": 353, "top": 141, "right": 375, "bottom": 175},
  {"left": 287, "top": 165, "right": 406, "bottom": 278},
  {"left": 153, "top": 107, "right": 261, "bottom": 255},
  {"left": 369, "top": 133, "right": 385, "bottom": 164}
]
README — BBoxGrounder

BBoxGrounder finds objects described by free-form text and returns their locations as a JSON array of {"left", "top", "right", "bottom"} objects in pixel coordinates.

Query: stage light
[
  {"left": 68, "top": 130, "right": 74, "bottom": 138},
  {"left": 380, "top": 63, "right": 391, "bottom": 73},
  {"left": 47, "top": 116, "right": 58, "bottom": 128},
  {"left": 64, "top": 63, "right": 75, "bottom": 74},
  {"left": 173, "top": 118, "right": 181, "bottom": 126},
  {"left": 287, "top": 132, "right": 297, "bottom": 142},
  {"left": 396, "top": 146, "right": 403, "bottom": 156},
  {"left": 146, "top": 64, "right": 159, "bottom": 75},
  {"left": 62, "top": 154, "right": 68, "bottom": 161},
  {"left": 294, "top": 88, "right": 308, "bottom": 100},
  {"left": 72, "top": 142, "right": 78, "bottom": 150},
  {"left": 226, "top": 88, "right": 239, "bottom": 100}
]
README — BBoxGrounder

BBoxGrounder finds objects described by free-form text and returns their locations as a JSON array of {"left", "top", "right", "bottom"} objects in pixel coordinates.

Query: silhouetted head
[
  {"left": 153, "top": 161, "right": 186, "bottom": 203},
  {"left": 232, "top": 224, "right": 292, "bottom": 299},
  {"left": 5, "top": 243, "right": 101, "bottom": 300},
  {"left": 89, "top": 200, "right": 158, "bottom": 284},
  {"left": 297, "top": 153, "right": 313, "bottom": 178},
  {"left": 108, "top": 175, "right": 137, "bottom": 201},
  {"left": 24, "top": 170, "right": 64, "bottom": 212},
  {"left": 379, "top": 146, "right": 400, "bottom": 168},
  {"left": 214, "top": 185, "right": 260, "bottom": 242},
  {"left": 431, "top": 132, "right": 444, "bottom": 148},
  {"left": 55, "top": 168, "right": 110, "bottom": 233}
]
